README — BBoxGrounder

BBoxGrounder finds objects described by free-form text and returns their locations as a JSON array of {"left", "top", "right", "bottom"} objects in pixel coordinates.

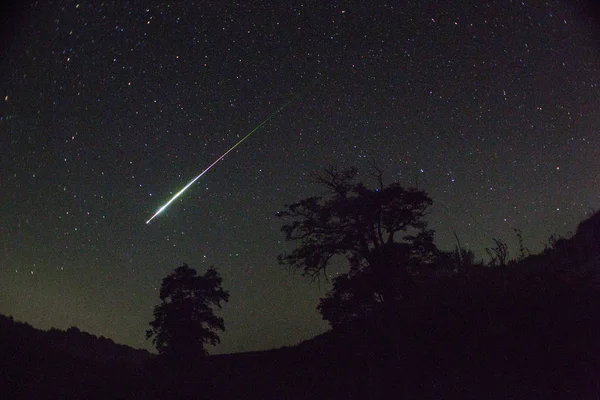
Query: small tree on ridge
[{"left": 146, "top": 264, "right": 229, "bottom": 358}]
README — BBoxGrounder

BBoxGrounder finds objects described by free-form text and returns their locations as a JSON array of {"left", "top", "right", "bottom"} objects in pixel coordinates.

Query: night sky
[{"left": 1, "top": 1, "right": 599, "bottom": 354}]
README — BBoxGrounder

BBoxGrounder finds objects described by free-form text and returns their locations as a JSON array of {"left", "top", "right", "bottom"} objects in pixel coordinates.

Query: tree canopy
[
  {"left": 146, "top": 264, "right": 229, "bottom": 358},
  {"left": 278, "top": 166, "right": 437, "bottom": 327}
]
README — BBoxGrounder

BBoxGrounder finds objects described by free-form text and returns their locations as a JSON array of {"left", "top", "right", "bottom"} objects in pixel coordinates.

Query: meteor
[{"left": 146, "top": 103, "right": 287, "bottom": 224}]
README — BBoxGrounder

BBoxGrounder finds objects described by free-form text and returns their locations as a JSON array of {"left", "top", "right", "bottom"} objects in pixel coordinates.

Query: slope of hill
[
  {"left": 199, "top": 212, "right": 600, "bottom": 399},
  {"left": 0, "top": 315, "right": 153, "bottom": 399}
]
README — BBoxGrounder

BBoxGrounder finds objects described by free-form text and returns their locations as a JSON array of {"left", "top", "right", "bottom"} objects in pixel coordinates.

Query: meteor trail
[{"left": 146, "top": 103, "right": 287, "bottom": 224}]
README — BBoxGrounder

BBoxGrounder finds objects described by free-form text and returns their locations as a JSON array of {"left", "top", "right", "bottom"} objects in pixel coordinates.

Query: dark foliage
[
  {"left": 278, "top": 166, "right": 436, "bottom": 327},
  {"left": 146, "top": 264, "right": 229, "bottom": 359}
]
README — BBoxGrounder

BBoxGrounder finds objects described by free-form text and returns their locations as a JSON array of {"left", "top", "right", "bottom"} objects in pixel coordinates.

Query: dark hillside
[
  {"left": 0, "top": 315, "right": 153, "bottom": 399},
  {"left": 200, "top": 212, "right": 600, "bottom": 399}
]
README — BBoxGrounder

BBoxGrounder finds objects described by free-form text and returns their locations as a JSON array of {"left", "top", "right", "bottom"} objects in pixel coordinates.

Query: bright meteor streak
[{"left": 146, "top": 104, "right": 287, "bottom": 224}]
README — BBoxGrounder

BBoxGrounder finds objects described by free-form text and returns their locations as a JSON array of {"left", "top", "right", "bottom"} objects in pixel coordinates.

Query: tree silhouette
[
  {"left": 146, "top": 264, "right": 229, "bottom": 358},
  {"left": 486, "top": 238, "right": 509, "bottom": 267},
  {"left": 277, "top": 166, "right": 437, "bottom": 327}
]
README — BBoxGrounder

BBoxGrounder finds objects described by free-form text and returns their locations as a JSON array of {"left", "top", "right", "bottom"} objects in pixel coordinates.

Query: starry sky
[{"left": 1, "top": 1, "right": 599, "bottom": 354}]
